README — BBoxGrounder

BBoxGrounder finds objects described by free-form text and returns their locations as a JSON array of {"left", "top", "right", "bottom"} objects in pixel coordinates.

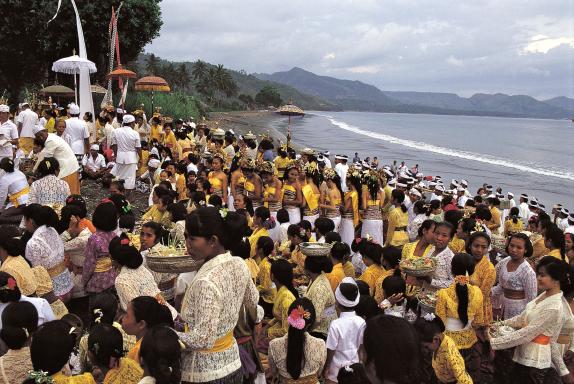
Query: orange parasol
[
  {"left": 135, "top": 76, "right": 170, "bottom": 92},
  {"left": 107, "top": 65, "right": 137, "bottom": 79}
]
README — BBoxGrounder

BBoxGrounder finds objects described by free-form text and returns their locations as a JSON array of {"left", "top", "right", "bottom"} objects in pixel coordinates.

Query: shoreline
[{"left": 209, "top": 110, "right": 304, "bottom": 151}]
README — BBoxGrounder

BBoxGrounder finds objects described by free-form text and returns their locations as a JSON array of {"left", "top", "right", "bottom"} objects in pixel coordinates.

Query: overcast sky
[{"left": 145, "top": 0, "right": 574, "bottom": 99}]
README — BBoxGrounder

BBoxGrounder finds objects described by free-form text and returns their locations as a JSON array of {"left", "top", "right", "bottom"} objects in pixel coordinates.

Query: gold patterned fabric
[
  {"left": 326, "top": 263, "right": 346, "bottom": 292},
  {"left": 0, "top": 255, "right": 37, "bottom": 296},
  {"left": 470, "top": 256, "right": 496, "bottom": 326},
  {"left": 103, "top": 357, "right": 143, "bottom": 384},
  {"left": 373, "top": 268, "right": 395, "bottom": 304},
  {"left": 0, "top": 347, "right": 32, "bottom": 384},
  {"left": 432, "top": 335, "right": 473, "bottom": 384},
  {"left": 32, "top": 266, "right": 68, "bottom": 319},
  {"left": 249, "top": 227, "right": 269, "bottom": 259},
  {"left": 359, "top": 264, "right": 385, "bottom": 296},
  {"left": 268, "top": 333, "right": 326, "bottom": 383},
  {"left": 304, "top": 272, "right": 337, "bottom": 337},
  {"left": 385, "top": 207, "right": 409, "bottom": 247},
  {"left": 448, "top": 236, "right": 466, "bottom": 254},
  {"left": 435, "top": 283, "right": 484, "bottom": 349},
  {"left": 52, "top": 372, "right": 96, "bottom": 384},
  {"left": 268, "top": 286, "right": 296, "bottom": 340},
  {"left": 257, "top": 256, "right": 276, "bottom": 304}
]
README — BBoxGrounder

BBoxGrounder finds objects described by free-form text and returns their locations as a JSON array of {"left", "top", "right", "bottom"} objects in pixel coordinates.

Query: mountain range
[{"left": 255, "top": 67, "right": 574, "bottom": 119}]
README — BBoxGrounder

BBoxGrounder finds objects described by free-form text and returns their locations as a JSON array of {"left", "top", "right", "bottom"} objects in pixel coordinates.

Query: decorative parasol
[
  {"left": 107, "top": 65, "right": 137, "bottom": 79},
  {"left": 52, "top": 55, "right": 97, "bottom": 75},
  {"left": 135, "top": 76, "right": 170, "bottom": 115},
  {"left": 39, "top": 84, "right": 75, "bottom": 96},
  {"left": 90, "top": 84, "right": 108, "bottom": 94},
  {"left": 276, "top": 101, "right": 305, "bottom": 147},
  {"left": 108, "top": 65, "right": 137, "bottom": 109},
  {"left": 52, "top": 54, "right": 97, "bottom": 104}
]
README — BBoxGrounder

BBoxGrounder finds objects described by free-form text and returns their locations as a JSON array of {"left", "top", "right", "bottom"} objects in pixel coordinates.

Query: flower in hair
[
  {"left": 287, "top": 305, "right": 311, "bottom": 330},
  {"left": 454, "top": 274, "right": 470, "bottom": 285},
  {"left": 343, "top": 365, "right": 354, "bottom": 373},
  {"left": 93, "top": 308, "right": 104, "bottom": 324},
  {"left": 423, "top": 313, "right": 436, "bottom": 322},
  {"left": 0, "top": 277, "right": 17, "bottom": 291},
  {"left": 219, "top": 208, "right": 228, "bottom": 219},
  {"left": 120, "top": 238, "right": 132, "bottom": 246},
  {"left": 27, "top": 370, "right": 53, "bottom": 383}
]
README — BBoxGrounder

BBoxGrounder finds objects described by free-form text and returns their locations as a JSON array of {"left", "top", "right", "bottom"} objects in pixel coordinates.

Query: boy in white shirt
[{"left": 324, "top": 277, "right": 365, "bottom": 383}]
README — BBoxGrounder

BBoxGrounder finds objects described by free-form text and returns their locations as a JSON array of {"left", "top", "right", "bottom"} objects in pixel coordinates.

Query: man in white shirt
[
  {"left": 63, "top": 103, "right": 90, "bottom": 160},
  {"left": 82, "top": 144, "right": 107, "bottom": 179},
  {"left": 111, "top": 115, "right": 141, "bottom": 196},
  {"left": 565, "top": 214, "right": 574, "bottom": 235},
  {"left": 456, "top": 186, "right": 468, "bottom": 208},
  {"left": 34, "top": 125, "right": 80, "bottom": 194},
  {"left": 518, "top": 193, "right": 530, "bottom": 223},
  {"left": 334, "top": 155, "right": 349, "bottom": 192},
  {"left": 0, "top": 105, "right": 18, "bottom": 162},
  {"left": 16, "top": 102, "right": 38, "bottom": 154}
]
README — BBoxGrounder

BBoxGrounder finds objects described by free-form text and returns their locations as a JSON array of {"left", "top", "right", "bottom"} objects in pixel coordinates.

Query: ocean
[{"left": 269, "top": 111, "right": 574, "bottom": 209}]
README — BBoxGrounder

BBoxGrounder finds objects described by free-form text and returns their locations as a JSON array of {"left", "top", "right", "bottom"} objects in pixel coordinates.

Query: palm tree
[
  {"left": 146, "top": 53, "right": 160, "bottom": 75},
  {"left": 177, "top": 63, "right": 191, "bottom": 90},
  {"left": 191, "top": 60, "right": 208, "bottom": 82}
]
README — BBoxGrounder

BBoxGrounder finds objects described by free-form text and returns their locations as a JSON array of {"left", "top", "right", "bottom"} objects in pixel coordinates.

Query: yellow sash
[
  {"left": 198, "top": 330, "right": 235, "bottom": 353},
  {"left": 346, "top": 191, "right": 360, "bottom": 226},
  {"left": 94, "top": 257, "right": 113, "bottom": 273},
  {"left": 47, "top": 262, "right": 67, "bottom": 278},
  {"left": 9, "top": 187, "right": 30, "bottom": 207},
  {"left": 302, "top": 185, "right": 318, "bottom": 211}
]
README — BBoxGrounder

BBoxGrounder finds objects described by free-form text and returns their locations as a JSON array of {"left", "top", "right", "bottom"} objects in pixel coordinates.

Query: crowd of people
[{"left": 0, "top": 100, "right": 573, "bottom": 384}]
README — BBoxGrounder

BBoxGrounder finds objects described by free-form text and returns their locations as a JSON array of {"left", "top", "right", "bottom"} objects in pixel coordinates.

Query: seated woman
[
  {"left": 0, "top": 227, "right": 37, "bottom": 296},
  {"left": 0, "top": 301, "right": 38, "bottom": 383},
  {"left": 29, "top": 157, "right": 71, "bottom": 206},
  {"left": 267, "top": 259, "right": 298, "bottom": 340},
  {"left": 78, "top": 292, "right": 136, "bottom": 372},
  {"left": 268, "top": 297, "right": 327, "bottom": 383},
  {"left": 82, "top": 201, "right": 118, "bottom": 297},
  {"left": 0, "top": 158, "right": 29, "bottom": 223},
  {"left": 87, "top": 324, "right": 143, "bottom": 383},
  {"left": 23, "top": 320, "right": 96, "bottom": 384},
  {"left": 23, "top": 204, "right": 73, "bottom": 302},
  {"left": 59, "top": 204, "right": 92, "bottom": 299}
]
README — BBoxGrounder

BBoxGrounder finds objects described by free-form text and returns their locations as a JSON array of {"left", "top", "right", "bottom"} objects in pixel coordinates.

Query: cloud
[{"left": 145, "top": 0, "right": 574, "bottom": 98}]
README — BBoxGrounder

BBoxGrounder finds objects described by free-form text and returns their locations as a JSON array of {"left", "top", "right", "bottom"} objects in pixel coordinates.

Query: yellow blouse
[
  {"left": 256, "top": 257, "right": 277, "bottom": 304},
  {"left": 249, "top": 227, "right": 269, "bottom": 258},
  {"left": 503, "top": 219, "right": 524, "bottom": 236},
  {"left": 435, "top": 284, "right": 483, "bottom": 349},
  {"left": 326, "top": 263, "right": 346, "bottom": 292},
  {"left": 137, "top": 149, "right": 149, "bottom": 177},
  {"left": 268, "top": 285, "right": 296, "bottom": 340},
  {"left": 532, "top": 236, "right": 550, "bottom": 259},
  {"left": 103, "top": 357, "right": 143, "bottom": 384},
  {"left": 52, "top": 372, "right": 96, "bottom": 384},
  {"left": 126, "top": 338, "right": 142, "bottom": 362},
  {"left": 0, "top": 255, "right": 37, "bottom": 296},
  {"left": 150, "top": 124, "right": 162, "bottom": 142},
  {"left": 448, "top": 236, "right": 466, "bottom": 254},
  {"left": 245, "top": 258, "right": 260, "bottom": 282},
  {"left": 141, "top": 205, "right": 172, "bottom": 228},
  {"left": 470, "top": 256, "right": 496, "bottom": 326},
  {"left": 488, "top": 207, "right": 501, "bottom": 231},
  {"left": 432, "top": 335, "right": 473, "bottom": 384},
  {"left": 373, "top": 268, "right": 395, "bottom": 304},
  {"left": 402, "top": 240, "right": 433, "bottom": 259},
  {"left": 302, "top": 184, "right": 319, "bottom": 212},
  {"left": 548, "top": 248, "right": 562, "bottom": 260},
  {"left": 274, "top": 156, "right": 291, "bottom": 178},
  {"left": 343, "top": 261, "right": 355, "bottom": 278},
  {"left": 344, "top": 190, "right": 360, "bottom": 226},
  {"left": 46, "top": 117, "right": 56, "bottom": 133},
  {"left": 386, "top": 207, "right": 409, "bottom": 247},
  {"left": 359, "top": 264, "right": 385, "bottom": 296}
]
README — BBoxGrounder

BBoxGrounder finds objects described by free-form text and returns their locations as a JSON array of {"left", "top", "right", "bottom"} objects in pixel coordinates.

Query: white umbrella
[
  {"left": 52, "top": 55, "right": 97, "bottom": 104},
  {"left": 52, "top": 55, "right": 97, "bottom": 74}
]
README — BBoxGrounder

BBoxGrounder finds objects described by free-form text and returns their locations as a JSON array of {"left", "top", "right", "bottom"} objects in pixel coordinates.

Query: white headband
[{"left": 335, "top": 277, "right": 360, "bottom": 307}]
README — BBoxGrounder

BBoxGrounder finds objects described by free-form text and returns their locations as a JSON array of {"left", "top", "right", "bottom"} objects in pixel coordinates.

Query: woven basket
[
  {"left": 146, "top": 255, "right": 202, "bottom": 273},
  {"left": 300, "top": 242, "right": 332, "bottom": 257},
  {"left": 418, "top": 299, "right": 436, "bottom": 314},
  {"left": 402, "top": 267, "right": 436, "bottom": 277}
]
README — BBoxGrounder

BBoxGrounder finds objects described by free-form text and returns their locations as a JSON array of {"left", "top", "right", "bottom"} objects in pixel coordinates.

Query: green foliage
[
  {"left": 0, "top": 0, "right": 162, "bottom": 104},
  {"left": 255, "top": 86, "right": 283, "bottom": 107},
  {"left": 125, "top": 92, "right": 201, "bottom": 120}
]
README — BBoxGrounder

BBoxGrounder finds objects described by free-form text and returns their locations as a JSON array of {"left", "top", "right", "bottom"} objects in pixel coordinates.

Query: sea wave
[{"left": 322, "top": 115, "right": 574, "bottom": 182}]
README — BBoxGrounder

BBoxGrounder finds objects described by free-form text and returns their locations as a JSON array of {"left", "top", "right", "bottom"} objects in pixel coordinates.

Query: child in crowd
[
  {"left": 324, "top": 277, "right": 366, "bottom": 383},
  {"left": 139, "top": 325, "right": 182, "bottom": 384}
]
